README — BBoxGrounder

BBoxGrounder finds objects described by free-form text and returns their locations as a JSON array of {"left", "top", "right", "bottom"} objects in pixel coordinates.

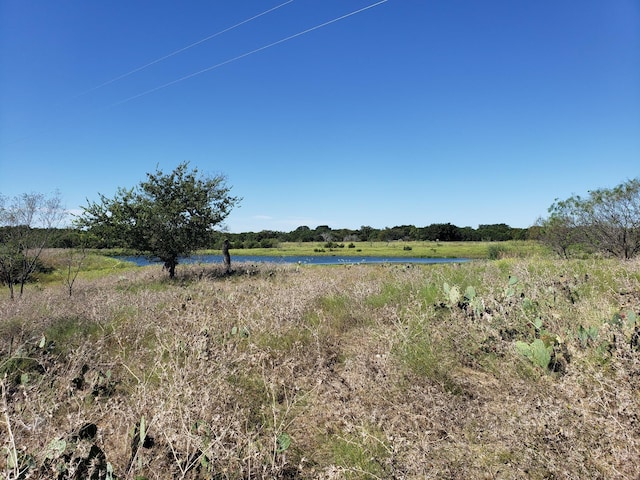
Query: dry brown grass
[{"left": 1, "top": 257, "right": 639, "bottom": 479}]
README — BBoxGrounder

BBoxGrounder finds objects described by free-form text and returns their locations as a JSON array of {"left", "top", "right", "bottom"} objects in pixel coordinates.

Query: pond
[{"left": 116, "top": 254, "right": 470, "bottom": 266}]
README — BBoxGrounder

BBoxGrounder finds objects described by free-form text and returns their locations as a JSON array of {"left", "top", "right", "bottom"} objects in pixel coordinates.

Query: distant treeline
[
  {"left": 21, "top": 223, "right": 533, "bottom": 250},
  {"left": 215, "top": 223, "right": 532, "bottom": 249}
]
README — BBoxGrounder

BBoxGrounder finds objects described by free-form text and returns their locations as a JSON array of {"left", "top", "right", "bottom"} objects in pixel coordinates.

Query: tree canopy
[
  {"left": 76, "top": 163, "right": 240, "bottom": 277},
  {"left": 541, "top": 178, "right": 640, "bottom": 259},
  {"left": 0, "top": 191, "right": 66, "bottom": 298}
]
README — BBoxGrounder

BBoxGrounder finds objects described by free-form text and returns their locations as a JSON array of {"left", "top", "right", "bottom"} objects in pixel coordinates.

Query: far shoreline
[{"left": 100, "top": 240, "right": 546, "bottom": 262}]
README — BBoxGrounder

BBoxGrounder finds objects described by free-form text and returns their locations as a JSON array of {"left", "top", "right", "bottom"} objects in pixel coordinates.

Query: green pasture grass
[
  {"left": 29, "top": 240, "right": 548, "bottom": 291},
  {"left": 24, "top": 241, "right": 549, "bottom": 290},
  {"left": 33, "top": 249, "right": 136, "bottom": 284},
  {"left": 206, "top": 240, "right": 548, "bottom": 259}
]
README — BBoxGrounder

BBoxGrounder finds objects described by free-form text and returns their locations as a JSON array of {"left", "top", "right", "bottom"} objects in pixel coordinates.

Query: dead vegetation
[{"left": 1, "top": 256, "right": 639, "bottom": 479}]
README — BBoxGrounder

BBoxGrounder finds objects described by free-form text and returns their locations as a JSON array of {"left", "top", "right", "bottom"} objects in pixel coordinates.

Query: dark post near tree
[
  {"left": 76, "top": 163, "right": 240, "bottom": 278},
  {"left": 222, "top": 239, "right": 231, "bottom": 274}
]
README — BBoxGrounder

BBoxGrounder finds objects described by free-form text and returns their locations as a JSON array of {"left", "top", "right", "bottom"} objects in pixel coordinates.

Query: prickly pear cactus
[{"left": 515, "top": 339, "right": 552, "bottom": 369}]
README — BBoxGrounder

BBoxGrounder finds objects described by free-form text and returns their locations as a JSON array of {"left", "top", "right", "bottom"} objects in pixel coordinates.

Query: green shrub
[{"left": 488, "top": 244, "right": 507, "bottom": 260}]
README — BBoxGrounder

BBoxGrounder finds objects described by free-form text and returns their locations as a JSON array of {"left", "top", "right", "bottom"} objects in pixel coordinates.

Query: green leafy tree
[
  {"left": 544, "top": 178, "right": 640, "bottom": 259},
  {"left": 536, "top": 213, "right": 580, "bottom": 259},
  {"left": 422, "top": 223, "right": 462, "bottom": 241},
  {"left": 476, "top": 224, "right": 516, "bottom": 242},
  {"left": 358, "top": 226, "right": 375, "bottom": 242},
  {"left": 76, "top": 163, "right": 240, "bottom": 277},
  {"left": 0, "top": 191, "right": 66, "bottom": 298},
  {"left": 288, "top": 225, "right": 314, "bottom": 242}
]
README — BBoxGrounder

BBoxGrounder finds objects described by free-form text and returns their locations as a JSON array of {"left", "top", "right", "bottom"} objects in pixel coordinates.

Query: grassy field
[
  {"left": 207, "top": 240, "right": 549, "bottom": 260},
  {"left": 1, "top": 249, "right": 639, "bottom": 479}
]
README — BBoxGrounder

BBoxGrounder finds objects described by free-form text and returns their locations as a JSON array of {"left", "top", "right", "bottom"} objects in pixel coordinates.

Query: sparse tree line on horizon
[{"left": 1, "top": 162, "right": 639, "bottom": 297}]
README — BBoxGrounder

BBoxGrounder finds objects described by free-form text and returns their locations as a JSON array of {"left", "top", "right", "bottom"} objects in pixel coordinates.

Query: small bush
[
  {"left": 260, "top": 238, "right": 278, "bottom": 248},
  {"left": 487, "top": 244, "right": 506, "bottom": 259}
]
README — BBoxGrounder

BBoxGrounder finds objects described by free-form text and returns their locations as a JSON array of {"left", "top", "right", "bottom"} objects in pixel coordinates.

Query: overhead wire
[
  {"left": 77, "top": 0, "right": 295, "bottom": 97},
  {"left": 2, "top": 0, "right": 389, "bottom": 146},
  {"left": 1, "top": 1, "right": 296, "bottom": 146},
  {"left": 107, "top": 0, "right": 390, "bottom": 108}
]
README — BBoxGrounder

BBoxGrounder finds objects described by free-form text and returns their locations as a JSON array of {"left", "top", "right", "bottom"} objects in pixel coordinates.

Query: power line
[
  {"left": 108, "top": 0, "right": 390, "bottom": 108},
  {"left": 78, "top": 0, "right": 295, "bottom": 96},
  {"left": 1, "top": 1, "right": 296, "bottom": 147},
  {"left": 2, "top": 0, "right": 389, "bottom": 146}
]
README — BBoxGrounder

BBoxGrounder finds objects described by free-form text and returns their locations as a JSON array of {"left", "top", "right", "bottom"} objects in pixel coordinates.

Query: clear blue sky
[{"left": 1, "top": 0, "right": 639, "bottom": 233}]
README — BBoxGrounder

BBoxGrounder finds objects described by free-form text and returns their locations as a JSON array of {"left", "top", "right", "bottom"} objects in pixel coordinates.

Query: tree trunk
[
  {"left": 222, "top": 239, "right": 231, "bottom": 274},
  {"left": 164, "top": 259, "right": 177, "bottom": 278}
]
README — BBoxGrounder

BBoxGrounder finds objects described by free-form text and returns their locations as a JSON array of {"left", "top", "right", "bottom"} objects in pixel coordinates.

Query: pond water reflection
[{"left": 117, "top": 254, "right": 470, "bottom": 266}]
